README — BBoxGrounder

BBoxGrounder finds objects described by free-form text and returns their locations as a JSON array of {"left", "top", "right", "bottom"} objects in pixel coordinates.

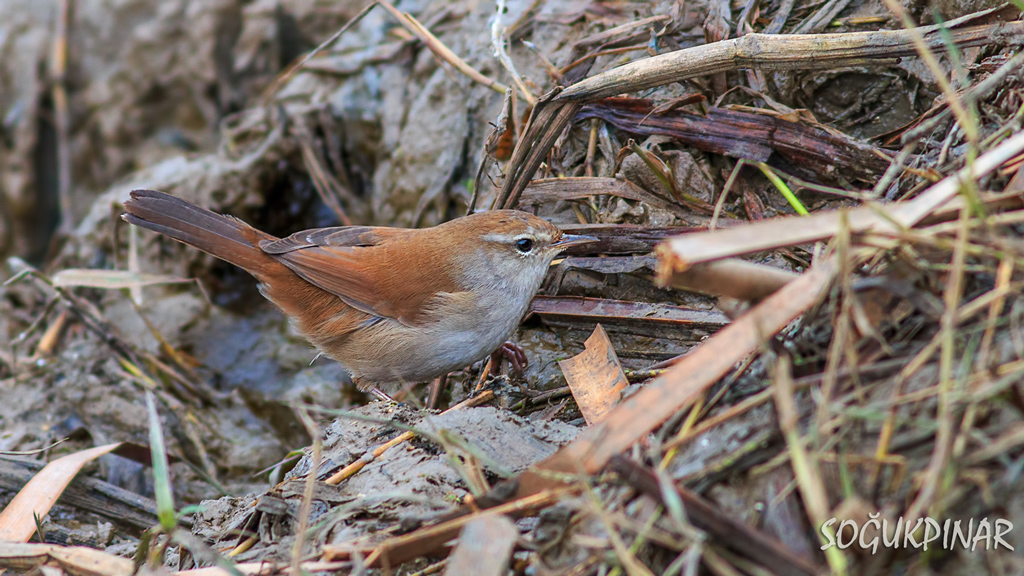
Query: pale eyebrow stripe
[
  {"left": 480, "top": 232, "right": 510, "bottom": 242},
  {"left": 481, "top": 230, "right": 547, "bottom": 243}
]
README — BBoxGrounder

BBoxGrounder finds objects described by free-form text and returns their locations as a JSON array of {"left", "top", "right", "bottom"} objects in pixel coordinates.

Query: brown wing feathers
[
  {"left": 260, "top": 226, "right": 387, "bottom": 254},
  {"left": 268, "top": 231, "right": 469, "bottom": 326}
]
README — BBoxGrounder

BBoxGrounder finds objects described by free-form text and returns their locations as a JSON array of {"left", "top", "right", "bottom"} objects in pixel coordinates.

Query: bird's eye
[{"left": 514, "top": 238, "right": 534, "bottom": 253}]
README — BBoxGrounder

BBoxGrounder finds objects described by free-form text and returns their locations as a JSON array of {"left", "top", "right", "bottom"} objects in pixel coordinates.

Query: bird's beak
[{"left": 553, "top": 234, "right": 599, "bottom": 250}]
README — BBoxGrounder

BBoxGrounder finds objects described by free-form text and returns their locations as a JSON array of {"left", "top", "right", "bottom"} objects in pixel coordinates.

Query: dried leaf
[
  {"left": 0, "top": 543, "right": 134, "bottom": 576},
  {"left": 0, "top": 442, "right": 124, "bottom": 542},
  {"left": 559, "top": 325, "right": 628, "bottom": 425},
  {"left": 52, "top": 269, "right": 190, "bottom": 290}
]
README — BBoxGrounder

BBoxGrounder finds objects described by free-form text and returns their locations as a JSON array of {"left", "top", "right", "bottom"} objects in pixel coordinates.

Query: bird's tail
[{"left": 122, "top": 189, "right": 275, "bottom": 275}]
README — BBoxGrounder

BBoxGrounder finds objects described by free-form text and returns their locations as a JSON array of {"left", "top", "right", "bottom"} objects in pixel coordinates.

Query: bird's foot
[
  {"left": 369, "top": 387, "right": 400, "bottom": 404},
  {"left": 354, "top": 375, "right": 404, "bottom": 404},
  {"left": 489, "top": 342, "right": 527, "bottom": 377}
]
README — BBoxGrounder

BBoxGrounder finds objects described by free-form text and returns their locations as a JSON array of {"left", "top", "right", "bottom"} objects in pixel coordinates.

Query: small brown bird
[{"left": 122, "top": 190, "right": 595, "bottom": 394}]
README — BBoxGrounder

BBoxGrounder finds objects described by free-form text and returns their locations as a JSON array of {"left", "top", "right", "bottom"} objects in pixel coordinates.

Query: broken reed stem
[
  {"left": 325, "top": 391, "right": 495, "bottom": 485},
  {"left": 377, "top": 0, "right": 509, "bottom": 96},
  {"left": 127, "top": 217, "right": 145, "bottom": 305},
  {"left": 496, "top": 96, "right": 584, "bottom": 210},
  {"left": 472, "top": 357, "right": 494, "bottom": 394},
  {"left": 556, "top": 14, "right": 1024, "bottom": 101}
]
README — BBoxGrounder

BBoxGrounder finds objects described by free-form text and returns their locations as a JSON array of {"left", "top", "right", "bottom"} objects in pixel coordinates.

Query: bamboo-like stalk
[
  {"left": 655, "top": 129, "right": 1024, "bottom": 274},
  {"left": 557, "top": 12, "right": 1024, "bottom": 101}
]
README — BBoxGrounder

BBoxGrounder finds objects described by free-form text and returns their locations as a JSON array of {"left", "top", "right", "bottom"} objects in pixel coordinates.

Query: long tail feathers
[{"left": 122, "top": 189, "right": 274, "bottom": 275}]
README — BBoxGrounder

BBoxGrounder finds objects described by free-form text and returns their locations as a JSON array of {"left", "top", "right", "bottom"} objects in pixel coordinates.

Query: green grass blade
[
  {"left": 756, "top": 162, "right": 809, "bottom": 215},
  {"left": 145, "top": 391, "right": 176, "bottom": 530}
]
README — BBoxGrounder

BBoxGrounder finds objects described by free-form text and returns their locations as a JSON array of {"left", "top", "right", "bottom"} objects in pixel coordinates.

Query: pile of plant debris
[{"left": 2, "top": 0, "right": 1024, "bottom": 574}]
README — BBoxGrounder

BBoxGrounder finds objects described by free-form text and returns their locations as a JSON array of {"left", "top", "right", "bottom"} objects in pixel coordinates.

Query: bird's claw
[{"left": 490, "top": 342, "right": 527, "bottom": 377}]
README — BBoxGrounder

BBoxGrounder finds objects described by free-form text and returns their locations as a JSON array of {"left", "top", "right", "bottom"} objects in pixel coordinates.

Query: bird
[{"left": 122, "top": 189, "right": 596, "bottom": 396}]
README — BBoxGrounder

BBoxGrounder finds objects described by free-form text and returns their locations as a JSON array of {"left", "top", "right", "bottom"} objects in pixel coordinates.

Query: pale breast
[{"left": 332, "top": 286, "right": 535, "bottom": 384}]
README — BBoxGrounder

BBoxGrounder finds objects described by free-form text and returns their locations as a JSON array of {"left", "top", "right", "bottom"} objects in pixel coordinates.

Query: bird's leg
[
  {"left": 489, "top": 341, "right": 527, "bottom": 377},
  {"left": 426, "top": 373, "right": 448, "bottom": 409}
]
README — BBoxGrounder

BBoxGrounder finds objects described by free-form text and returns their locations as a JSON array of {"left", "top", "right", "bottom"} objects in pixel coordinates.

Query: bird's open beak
[{"left": 553, "top": 234, "right": 599, "bottom": 250}]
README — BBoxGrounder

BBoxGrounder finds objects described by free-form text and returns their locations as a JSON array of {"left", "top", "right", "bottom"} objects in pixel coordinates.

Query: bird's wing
[
  {"left": 259, "top": 226, "right": 387, "bottom": 254},
  {"left": 259, "top": 226, "right": 465, "bottom": 326}
]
